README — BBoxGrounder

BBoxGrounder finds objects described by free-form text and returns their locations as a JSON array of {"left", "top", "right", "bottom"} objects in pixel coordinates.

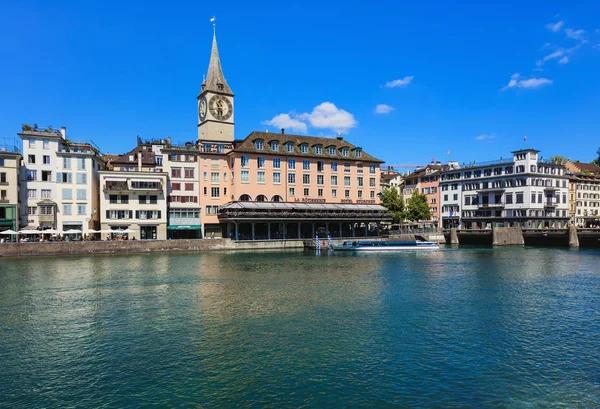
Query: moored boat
[{"left": 333, "top": 240, "right": 439, "bottom": 251}]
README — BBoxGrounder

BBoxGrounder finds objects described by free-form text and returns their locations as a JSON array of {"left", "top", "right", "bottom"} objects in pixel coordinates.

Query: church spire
[{"left": 201, "top": 20, "right": 233, "bottom": 95}]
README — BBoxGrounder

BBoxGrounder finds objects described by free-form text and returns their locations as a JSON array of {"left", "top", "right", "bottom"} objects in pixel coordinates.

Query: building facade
[
  {"left": 440, "top": 149, "right": 570, "bottom": 229},
  {"left": 565, "top": 161, "right": 600, "bottom": 227},
  {"left": 100, "top": 141, "right": 168, "bottom": 240},
  {"left": 0, "top": 143, "right": 21, "bottom": 232},
  {"left": 18, "top": 126, "right": 104, "bottom": 233}
]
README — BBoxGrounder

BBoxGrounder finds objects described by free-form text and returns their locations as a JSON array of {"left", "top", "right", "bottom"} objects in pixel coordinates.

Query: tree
[
  {"left": 592, "top": 147, "right": 600, "bottom": 166},
  {"left": 406, "top": 190, "right": 431, "bottom": 222},
  {"left": 380, "top": 187, "right": 406, "bottom": 224},
  {"left": 550, "top": 155, "right": 568, "bottom": 165}
]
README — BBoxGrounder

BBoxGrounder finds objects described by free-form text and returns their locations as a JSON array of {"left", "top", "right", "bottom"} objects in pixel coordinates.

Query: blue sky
[{"left": 1, "top": 0, "right": 599, "bottom": 168}]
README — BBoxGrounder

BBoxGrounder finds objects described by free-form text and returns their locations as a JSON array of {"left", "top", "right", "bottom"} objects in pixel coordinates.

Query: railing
[
  {"left": 219, "top": 211, "right": 392, "bottom": 220},
  {"left": 477, "top": 203, "right": 504, "bottom": 208}
]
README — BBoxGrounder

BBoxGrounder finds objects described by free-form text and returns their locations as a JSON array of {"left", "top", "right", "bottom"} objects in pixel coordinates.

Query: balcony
[
  {"left": 544, "top": 201, "right": 557, "bottom": 208},
  {"left": 478, "top": 186, "right": 506, "bottom": 192},
  {"left": 104, "top": 183, "right": 129, "bottom": 192},
  {"left": 0, "top": 199, "right": 9, "bottom": 204},
  {"left": 477, "top": 202, "right": 505, "bottom": 209},
  {"left": 544, "top": 186, "right": 559, "bottom": 192},
  {"left": 39, "top": 214, "right": 54, "bottom": 223}
]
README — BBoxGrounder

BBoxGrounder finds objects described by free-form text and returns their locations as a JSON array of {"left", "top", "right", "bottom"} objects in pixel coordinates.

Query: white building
[
  {"left": 440, "top": 149, "right": 570, "bottom": 229},
  {"left": 18, "top": 126, "right": 104, "bottom": 234}
]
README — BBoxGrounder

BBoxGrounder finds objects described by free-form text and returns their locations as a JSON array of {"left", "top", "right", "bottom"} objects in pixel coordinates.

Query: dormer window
[
  {"left": 341, "top": 147, "right": 349, "bottom": 157},
  {"left": 328, "top": 147, "right": 336, "bottom": 155},
  {"left": 271, "top": 141, "right": 279, "bottom": 151},
  {"left": 254, "top": 140, "right": 264, "bottom": 150},
  {"left": 129, "top": 155, "right": 134, "bottom": 161},
  {"left": 355, "top": 149, "right": 362, "bottom": 158},
  {"left": 286, "top": 143, "right": 294, "bottom": 152},
  {"left": 314, "top": 145, "right": 322, "bottom": 154},
  {"left": 300, "top": 144, "right": 308, "bottom": 153},
  {"left": 217, "top": 83, "right": 224, "bottom": 91}
]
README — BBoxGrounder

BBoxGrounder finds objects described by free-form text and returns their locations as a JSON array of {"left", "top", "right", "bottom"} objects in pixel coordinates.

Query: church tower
[{"left": 197, "top": 27, "right": 234, "bottom": 143}]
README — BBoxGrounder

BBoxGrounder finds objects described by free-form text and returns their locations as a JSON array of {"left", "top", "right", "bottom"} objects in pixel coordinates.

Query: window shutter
[
  {"left": 135, "top": 211, "right": 139, "bottom": 219},
  {"left": 129, "top": 210, "right": 133, "bottom": 218},
  {"left": 194, "top": 156, "right": 198, "bottom": 162},
  {"left": 56, "top": 172, "right": 62, "bottom": 183},
  {"left": 158, "top": 211, "right": 161, "bottom": 218},
  {"left": 106, "top": 210, "right": 109, "bottom": 219}
]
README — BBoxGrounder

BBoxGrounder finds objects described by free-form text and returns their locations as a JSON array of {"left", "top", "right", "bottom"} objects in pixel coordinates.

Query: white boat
[{"left": 334, "top": 240, "right": 439, "bottom": 251}]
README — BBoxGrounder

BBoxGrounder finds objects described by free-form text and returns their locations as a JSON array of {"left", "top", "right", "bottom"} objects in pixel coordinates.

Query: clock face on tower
[
  {"left": 208, "top": 94, "right": 233, "bottom": 121},
  {"left": 198, "top": 96, "right": 208, "bottom": 121}
]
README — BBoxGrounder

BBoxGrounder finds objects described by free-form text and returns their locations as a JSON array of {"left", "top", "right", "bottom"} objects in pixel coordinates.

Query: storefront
[
  {"left": 167, "top": 225, "right": 201, "bottom": 239},
  {"left": 218, "top": 202, "right": 392, "bottom": 240}
]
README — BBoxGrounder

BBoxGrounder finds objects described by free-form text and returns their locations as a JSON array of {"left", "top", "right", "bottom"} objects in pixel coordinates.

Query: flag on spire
[
  {"left": 447, "top": 150, "right": 451, "bottom": 155},
  {"left": 210, "top": 16, "right": 216, "bottom": 23},
  {"left": 524, "top": 133, "right": 527, "bottom": 142}
]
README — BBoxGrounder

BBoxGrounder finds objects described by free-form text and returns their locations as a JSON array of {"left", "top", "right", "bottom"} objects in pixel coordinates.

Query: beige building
[
  {"left": 100, "top": 143, "right": 168, "bottom": 240},
  {"left": 0, "top": 143, "right": 21, "bottom": 232},
  {"left": 565, "top": 161, "right": 600, "bottom": 226}
]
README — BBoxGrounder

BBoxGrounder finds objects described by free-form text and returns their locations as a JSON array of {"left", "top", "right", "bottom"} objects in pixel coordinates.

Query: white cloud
[
  {"left": 565, "top": 28, "right": 585, "bottom": 40},
  {"left": 559, "top": 56, "right": 569, "bottom": 64},
  {"left": 545, "top": 20, "right": 564, "bottom": 32},
  {"left": 297, "top": 102, "right": 358, "bottom": 133},
  {"left": 503, "top": 73, "right": 553, "bottom": 90},
  {"left": 384, "top": 76, "right": 414, "bottom": 88},
  {"left": 536, "top": 49, "right": 564, "bottom": 66},
  {"left": 374, "top": 104, "right": 395, "bottom": 114},
  {"left": 261, "top": 113, "right": 308, "bottom": 134},
  {"left": 475, "top": 134, "right": 496, "bottom": 141},
  {"left": 594, "top": 44, "right": 600, "bottom": 49}
]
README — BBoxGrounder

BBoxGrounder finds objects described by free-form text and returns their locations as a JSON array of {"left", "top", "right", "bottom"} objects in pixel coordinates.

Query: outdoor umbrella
[
  {"left": 87, "top": 229, "right": 101, "bottom": 233},
  {"left": 42, "top": 228, "right": 60, "bottom": 234},
  {"left": 18, "top": 230, "right": 42, "bottom": 234},
  {"left": 0, "top": 229, "right": 17, "bottom": 235},
  {"left": 63, "top": 229, "right": 83, "bottom": 234}
]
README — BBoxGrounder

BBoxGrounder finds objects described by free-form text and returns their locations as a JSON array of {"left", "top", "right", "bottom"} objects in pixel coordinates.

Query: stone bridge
[{"left": 443, "top": 227, "right": 600, "bottom": 248}]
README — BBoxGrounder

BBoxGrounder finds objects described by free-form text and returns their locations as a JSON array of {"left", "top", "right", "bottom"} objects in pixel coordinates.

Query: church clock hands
[{"left": 208, "top": 95, "right": 233, "bottom": 121}]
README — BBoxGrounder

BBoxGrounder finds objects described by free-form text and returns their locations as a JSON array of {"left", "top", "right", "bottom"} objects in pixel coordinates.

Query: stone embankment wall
[
  {"left": 492, "top": 227, "right": 525, "bottom": 246},
  {"left": 0, "top": 239, "right": 305, "bottom": 258}
]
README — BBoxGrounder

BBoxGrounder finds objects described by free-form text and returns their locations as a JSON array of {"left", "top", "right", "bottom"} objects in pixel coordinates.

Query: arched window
[
  {"left": 256, "top": 195, "right": 268, "bottom": 202},
  {"left": 239, "top": 194, "right": 252, "bottom": 201},
  {"left": 271, "top": 195, "right": 283, "bottom": 202}
]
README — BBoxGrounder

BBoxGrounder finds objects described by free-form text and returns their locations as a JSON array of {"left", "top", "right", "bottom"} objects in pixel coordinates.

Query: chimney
[
  {"left": 60, "top": 126, "right": 67, "bottom": 140},
  {"left": 281, "top": 128, "right": 285, "bottom": 134},
  {"left": 138, "top": 151, "right": 143, "bottom": 171}
]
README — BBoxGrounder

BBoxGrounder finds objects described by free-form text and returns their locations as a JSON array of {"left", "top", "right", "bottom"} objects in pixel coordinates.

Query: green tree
[
  {"left": 380, "top": 187, "right": 406, "bottom": 223},
  {"left": 550, "top": 155, "right": 568, "bottom": 165},
  {"left": 592, "top": 147, "right": 600, "bottom": 166},
  {"left": 406, "top": 190, "right": 431, "bottom": 222}
]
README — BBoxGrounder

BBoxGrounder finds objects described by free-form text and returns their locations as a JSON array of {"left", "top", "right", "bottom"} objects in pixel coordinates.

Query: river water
[{"left": 1, "top": 247, "right": 599, "bottom": 408}]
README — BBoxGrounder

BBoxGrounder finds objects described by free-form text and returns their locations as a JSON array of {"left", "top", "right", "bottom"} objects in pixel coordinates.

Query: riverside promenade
[{"left": 0, "top": 238, "right": 305, "bottom": 258}]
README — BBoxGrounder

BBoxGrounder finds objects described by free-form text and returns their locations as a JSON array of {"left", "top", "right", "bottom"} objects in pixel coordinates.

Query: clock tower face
[
  {"left": 198, "top": 96, "right": 208, "bottom": 122},
  {"left": 208, "top": 94, "right": 233, "bottom": 121}
]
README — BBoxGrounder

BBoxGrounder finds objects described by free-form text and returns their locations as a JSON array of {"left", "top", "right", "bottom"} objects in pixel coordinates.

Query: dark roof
[
  {"left": 233, "top": 131, "right": 384, "bottom": 163},
  {"left": 381, "top": 172, "right": 400, "bottom": 183},
  {"left": 111, "top": 143, "right": 157, "bottom": 167},
  {"left": 566, "top": 161, "right": 600, "bottom": 175}
]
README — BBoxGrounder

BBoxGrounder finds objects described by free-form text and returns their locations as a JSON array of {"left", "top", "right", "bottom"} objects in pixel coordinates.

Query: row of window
[
  {"left": 171, "top": 168, "right": 195, "bottom": 178},
  {"left": 105, "top": 210, "right": 162, "bottom": 220},
  {"left": 253, "top": 139, "right": 362, "bottom": 158},
  {"left": 442, "top": 165, "right": 565, "bottom": 181},
  {"left": 27, "top": 204, "right": 86, "bottom": 216},
  {"left": 235, "top": 171, "right": 377, "bottom": 187},
  {"left": 286, "top": 188, "right": 377, "bottom": 198},
  {"left": 109, "top": 195, "right": 159, "bottom": 204},
  {"left": 236, "top": 157, "right": 377, "bottom": 174}
]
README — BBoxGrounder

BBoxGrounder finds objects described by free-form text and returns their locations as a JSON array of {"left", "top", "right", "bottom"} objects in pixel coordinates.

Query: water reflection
[{"left": 0, "top": 248, "right": 599, "bottom": 407}]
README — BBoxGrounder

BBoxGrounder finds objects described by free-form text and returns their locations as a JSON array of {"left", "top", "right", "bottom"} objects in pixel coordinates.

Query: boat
[{"left": 333, "top": 240, "right": 439, "bottom": 251}]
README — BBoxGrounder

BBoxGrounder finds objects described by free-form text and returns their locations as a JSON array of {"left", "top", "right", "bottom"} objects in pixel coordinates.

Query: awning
[
  {"left": 104, "top": 177, "right": 129, "bottom": 182},
  {"left": 168, "top": 225, "right": 201, "bottom": 230},
  {"left": 131, "top": 178, "right": 162, "bottom": 183}
]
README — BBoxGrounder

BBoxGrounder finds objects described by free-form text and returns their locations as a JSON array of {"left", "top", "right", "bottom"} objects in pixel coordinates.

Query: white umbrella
[
  {"left": 120, "top": 229, "right": 137, "bottom": 233},
  {"left": 19, "top": 229, "right": 42, "bottom": 234},
  {"left": 0, "top": 229, "right": 18, "bottom": 235},
  {"left": 63, "top": 229, "right": 83, "bottom": 234},
  {"left": 87, "top": 229, "right": 101, "bottom": 233},
  {"left": 42, "top": 228, "right": 60, "bottom": 234}
]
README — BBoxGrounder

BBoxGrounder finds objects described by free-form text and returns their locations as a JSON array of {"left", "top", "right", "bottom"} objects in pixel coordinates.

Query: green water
[{"left": 1, "top": 247, "right": 599, "bottom": 407}]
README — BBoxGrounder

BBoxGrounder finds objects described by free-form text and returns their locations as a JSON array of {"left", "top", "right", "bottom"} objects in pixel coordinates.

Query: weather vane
[{"left": 210, "top": 16, "right": 216, "bottom": 36}]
